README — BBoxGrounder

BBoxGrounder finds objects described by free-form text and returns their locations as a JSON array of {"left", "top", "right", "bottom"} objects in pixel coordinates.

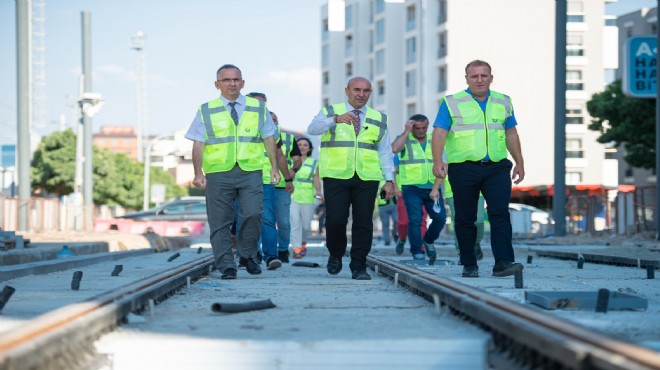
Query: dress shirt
[
  {"left": 185, "top": 94, "right": 277, "bottom": 142},
  {"left": 307, "top": 103, "right": 395, "bottom": 182}
]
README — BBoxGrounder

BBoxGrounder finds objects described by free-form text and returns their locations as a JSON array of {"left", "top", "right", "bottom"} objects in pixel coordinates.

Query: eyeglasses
[{"left": 218, "top": 78, "right": 242, "bottom": 84}]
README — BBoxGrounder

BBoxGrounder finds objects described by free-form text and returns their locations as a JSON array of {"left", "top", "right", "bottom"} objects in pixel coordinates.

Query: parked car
[
  {"left": 116, "top": 197, "right": 207, "bottom": 221},
  {"left": 509, "top": 203, "right": 554, "bottom": 234}
]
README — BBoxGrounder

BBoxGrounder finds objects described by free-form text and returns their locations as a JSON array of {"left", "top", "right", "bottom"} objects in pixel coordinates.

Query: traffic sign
[{"left": 623, "top": 36, "right": 657, "bottom": 98}]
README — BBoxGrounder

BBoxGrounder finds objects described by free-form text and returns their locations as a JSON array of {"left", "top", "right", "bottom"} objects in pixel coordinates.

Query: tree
[
  {"left": 587, "top": 79, "right": 656, "bottom": 169},
  {"left": 31, "top": 129, "right": 185, "bottom": 208}
]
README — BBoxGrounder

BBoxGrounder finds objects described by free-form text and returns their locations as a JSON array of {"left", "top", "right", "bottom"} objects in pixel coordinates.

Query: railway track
[{"left": 0, "top": 250, "right": 658, "bottom": 370}]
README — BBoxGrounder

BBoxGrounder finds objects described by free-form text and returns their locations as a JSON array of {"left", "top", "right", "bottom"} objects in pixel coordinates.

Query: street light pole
[
  {"left": 143, "top": 132, "right": 172, "bottom": 210},
  {"left": 131, "top": 31, "right": 148, "bottom": 163}
]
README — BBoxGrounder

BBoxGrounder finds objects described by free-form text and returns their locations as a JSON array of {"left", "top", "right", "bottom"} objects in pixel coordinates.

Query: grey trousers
[{"left": 206, "top": 166, "right": 263, "bottom": 272}]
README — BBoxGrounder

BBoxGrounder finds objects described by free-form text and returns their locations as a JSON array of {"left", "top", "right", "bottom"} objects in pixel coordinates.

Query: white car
[{"left": 509, "top": 203, "right": 554, "bottom": 234}]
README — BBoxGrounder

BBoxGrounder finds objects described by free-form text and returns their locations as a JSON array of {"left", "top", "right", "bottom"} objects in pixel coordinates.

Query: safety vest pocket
[{"left": 453, "top": 130, "right": 474, "bottom": 152}]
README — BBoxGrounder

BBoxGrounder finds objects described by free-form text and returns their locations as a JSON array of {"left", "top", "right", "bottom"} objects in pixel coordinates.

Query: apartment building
[
  {"left": 615, "top": 6, "right": 657, "bottom": 187},
  {"left": 320, "top": 0, "right": 616, "bottom": 189},
  {"left": 93, "top": 125, "right": 138, "bottom": 160}
]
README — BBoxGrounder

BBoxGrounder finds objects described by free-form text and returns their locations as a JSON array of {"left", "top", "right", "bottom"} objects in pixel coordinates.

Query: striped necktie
[
  {"left": 351, "top": 109, "right": 361, "bottom": 136},
  {"left": 228, "top": 102, "right": 239, "bottom": 125}
]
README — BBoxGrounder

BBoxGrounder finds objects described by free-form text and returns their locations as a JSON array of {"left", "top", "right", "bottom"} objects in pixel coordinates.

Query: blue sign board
[
  {"left": 623, "top": 36, "right": 657, "bottom": 98},
  {"left": 1, "top": 145, "right": 16, "bottom": 168}
]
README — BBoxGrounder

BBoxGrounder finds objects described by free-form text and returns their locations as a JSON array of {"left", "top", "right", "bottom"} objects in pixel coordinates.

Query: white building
[{"left": 320, "top": 0, "right": 617, "bottom": 189}]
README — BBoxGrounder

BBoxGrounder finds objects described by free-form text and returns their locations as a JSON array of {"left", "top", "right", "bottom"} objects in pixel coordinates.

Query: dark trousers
[
  {"left": 448, "top": 160, "right": 514, "bottom": 266},
  {"left": 323, "top": 174, "right": 379, "bottom": 271}
]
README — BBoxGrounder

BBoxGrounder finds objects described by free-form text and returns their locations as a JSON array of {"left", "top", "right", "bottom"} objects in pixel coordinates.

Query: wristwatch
[
  {"left": 385, "top": 180, "right": 394, "bottom": 184},
  {"left": 285, "top": 178, "right": 293, "bottom": 182}
]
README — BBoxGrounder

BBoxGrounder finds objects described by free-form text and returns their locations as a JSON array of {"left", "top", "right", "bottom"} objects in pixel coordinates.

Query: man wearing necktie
[
  {"left": 185, "top": 64, "right": 280, "bottom": 280},
  {"left": 308, "top": 77, "right": 395, "bottom": 280}
]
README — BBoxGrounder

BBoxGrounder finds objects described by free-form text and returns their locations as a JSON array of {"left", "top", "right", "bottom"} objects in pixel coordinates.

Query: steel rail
[
  {"left": 367, "top": 255, "right": 660, "bottom": 370},
  {"left": 0, "top": 255, "right": 214, "bottom": 370}
]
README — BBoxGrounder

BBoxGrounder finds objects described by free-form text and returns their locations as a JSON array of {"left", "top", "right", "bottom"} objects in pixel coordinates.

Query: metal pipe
[
  {"left": 16, "top": 0, "right": 31, "bottom": 231},
  {"left": 553, "top": 0, "right": 567, "bottom": 236}
]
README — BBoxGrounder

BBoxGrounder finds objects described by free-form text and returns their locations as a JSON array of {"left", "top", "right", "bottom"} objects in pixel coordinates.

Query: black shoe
[
  {"left": 245, "top": 258, "right": 262, "bottom": 275},
  {"left": 492, "top": 261, "right": 523, "bottom": 277},
  {"left": 221, "top": 268, "right": 237, "bottom": 280},
  {"left": 266, "top": 257, "right": 282, "bottom": 271},
  {"left": 238, "top": 257, "right": 247, "bottom": 269},
  {"left": 278, "top": 250, "right": 290, "bottom": 263},
  {"left": 392, "top": 230, "right": 399, "bottom": 243},
  {"left": 351, "top": 268, "right": 372, "bottom": 280},
  {"left": 475, "top": 244, "right": 484, "bottom": 261},
  {"left": 462, "top": 265, "right": 479, "bottom": 278},
  {"left": 327, "top": 256, "right": 342, "bottom": 275},
  {"left": 395, "top": 239, "right": 405, "bottom": 256},
  {"left": 424, "top": 242, "right": 437, "bottom": 265}
]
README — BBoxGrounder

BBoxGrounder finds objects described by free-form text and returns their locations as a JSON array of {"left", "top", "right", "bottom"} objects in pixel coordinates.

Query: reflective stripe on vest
[
  {"left": 398, "top": 133, "right": 434, "bottom": 186},
  {"left": 292, "top": 157, "right": 318, "bottom": 204},
  {"left": 320, "top": 103, "right": 387, "bottom": 180},
  {"left": 444, "top": 90, "right": 511, "bottom": 163},
  {"left": 201, "top": 97, "right": 266, "bottom": 173},
  {"left": 262, "top": 129, "right": 297, "bottom": 185}
]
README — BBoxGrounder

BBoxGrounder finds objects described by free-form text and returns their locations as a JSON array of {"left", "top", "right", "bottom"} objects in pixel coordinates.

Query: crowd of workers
[{"left": 186, "top": 59, "right": 525, "bottom": 281}]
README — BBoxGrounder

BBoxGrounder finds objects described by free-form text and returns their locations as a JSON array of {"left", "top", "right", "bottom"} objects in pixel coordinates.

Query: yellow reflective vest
[
  {"left": 320, "top": 103, "right": 388, "bottom": 180},
  {"left": 200, "top": 97, "right": 266, "bottom": 173},
  {"left": 397, "top": 133, "right": 433, "bottom": 186},
  {"left": 292, "top": 157, "right": 318, "bottom": 204},
  {"left": 443, "top": 90, "right": 511, "bottom": 163},
  {"left": 262, "top": 127, "right": 297, "bottom": 186}
]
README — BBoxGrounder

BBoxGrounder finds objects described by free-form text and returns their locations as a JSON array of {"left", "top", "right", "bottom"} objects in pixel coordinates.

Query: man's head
[
  {"left": 214, "top": 64, "right": 244, "bottom": 100},
  {"left": 247, "top": 92, "right": 267, "bottom": 102},
  {"left": 409, "top": 114, "right": 429, "bottom": 140},
  {"left": 345, "top": 77, "right": 372, "bottom": 109},
  {"left": 464, "top": 60, "right": 493, "bottom": 99}
]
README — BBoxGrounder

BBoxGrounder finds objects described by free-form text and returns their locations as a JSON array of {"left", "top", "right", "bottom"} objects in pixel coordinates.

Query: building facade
[
  {"left": 93, "top": 125, "right": 138, "bottom": 160},
  {"left": 320, "top": 0, "right": 617, "bottom": 189}
]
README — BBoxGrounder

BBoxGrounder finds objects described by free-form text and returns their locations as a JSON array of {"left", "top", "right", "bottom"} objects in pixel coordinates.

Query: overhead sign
[{"left": 623, "top": 36, "right": 657, "bottom": 98}]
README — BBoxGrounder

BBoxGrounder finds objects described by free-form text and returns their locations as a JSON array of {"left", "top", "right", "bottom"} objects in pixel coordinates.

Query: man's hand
[
  {"left": 403, "top": 119, "right": 415, "bottom": 133},
  {"left": 192, "top": 174, "right": 206, "bottom": 189},
  {"left": 382, "top": 181, "right": 396, "bottom": 200},
  {"left": 285, "top": 181, "right": 294, "bottom": 193},
  {"left": 433, "top": 161, "right": 447, "bottom": 179},
  {"left": 429, "top": 187, "right": 440, "bottom": 201},
  {"left": 512, "top": 163, "right": 525, "bottom": 185},
  {"left": 270, "top": 168, "right": 281, "bottom": 185},
  {"left": 335, "top": 112, "right": 360, "bottom": 129}
]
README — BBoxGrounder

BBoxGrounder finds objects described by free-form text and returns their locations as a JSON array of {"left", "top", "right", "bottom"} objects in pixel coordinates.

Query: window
[
  {"left": 566, "top": 172, "right": 583, "bottom": 185},
  {"left": 566, "top": 138, "right": 583, "bottom": 158},
  {"left": 405, "top": 70, "right": 416, "bottom": 97},
  {"left": 437, "top": 0, "right": 447, "bottom": 24},
  {"left": 438, "top": 66, "right": 447, "bottom": 92},
  {"left": 376, "top": 19, "right": 385, "bottom": 44},
  {"left": 322, "top": 45, "right": 329, "bottom": 67},
  {"left": 604, "top": 18, "right": 615, "bottom": 26},
  {"left": 406, "top": 37, "right": 416, "bottom": 64},
  {"left": 345, "top": 34, "right": 353, "bottom": 57},
  {"left": 323, "top": 71, "right": 329, "bottom": 85},
  {"left": 98, "top": 139, "right": 105, "bottom": 145},
  {"left": 346, "top": 62, "right": 353, "bottom": 77},
  {"left": 438, "top": 32, "right": 447, "bottom": 58},
  {"left": 406, "top": 5, "right": 416, "bottom": 31},
  {"left": 345, "top": 4, "right": 353, "bottom": 29},
  {"left": 604, "top": 148, "right": 617, "bottom": 159},
  {"left": 567, "top": 1, "right": 584, "bottom": 23},
  {"left": 376, "top": 80, "right": 385, "bottom": 105},
  {"left": 567, "top": 34, "right": 584, "bottom": 56},
  {"left": 375, "top": 49, "right": 385, "bottom": 75},
  {"left": 566, "top": 69, "right": 583, "bottom": 90},
  {"left": 406, "top": 103, "right": 417, "bottom": 118},
  {"left": 375, "top": 0, "right": 385, "bottom": 14},
  {"left": 322, "top": 19, "right": 329, "bottom": 40},
  {"left": 369, "top": 30, "right": 374, "bottom": 52},
  {"left": 566, "top": 103, "right": 584, "bottom": 124}
]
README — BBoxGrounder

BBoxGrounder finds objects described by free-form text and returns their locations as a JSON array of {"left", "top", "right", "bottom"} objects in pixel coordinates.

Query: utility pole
[
  {"left": 131, "top": 31, "right": 148, "bottom": 162},
  {"left": 16, "top": 0, "right": 31, "bottom": 231},
  {"left": 553, "top": 0, "right": 567, "bottom": 236},
  {"left": 81, "top": 11, "right": 93, "bottom": 232}
]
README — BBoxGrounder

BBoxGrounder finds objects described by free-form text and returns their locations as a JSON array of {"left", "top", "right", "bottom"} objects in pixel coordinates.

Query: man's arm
[
  {"left": 276, "top": 147, "right": 294, "bottom": 193},
  {"left": 431, "top": 127, "right": 449, "bottom": 179},
  {"left": 191, "top": 141, "right": 206, "bottom": 189},
  {"left": 263, "top": 135, "right": 281, "bottom": 184},
  {"left": 391, "top": 120, "right": 415, "bottom": 153},
  {"left": 505, "top": 127, "right": 525, "bottom": 184}
]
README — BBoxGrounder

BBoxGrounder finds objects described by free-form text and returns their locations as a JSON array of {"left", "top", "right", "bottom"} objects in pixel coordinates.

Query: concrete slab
[{"left": 525, "top": 290, "right": 648, "bottom": 311}]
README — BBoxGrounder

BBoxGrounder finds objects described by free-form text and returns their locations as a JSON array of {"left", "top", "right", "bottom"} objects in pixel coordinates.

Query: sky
[{"left": 0, "top": 0, "right": 657, "bottom": 145}]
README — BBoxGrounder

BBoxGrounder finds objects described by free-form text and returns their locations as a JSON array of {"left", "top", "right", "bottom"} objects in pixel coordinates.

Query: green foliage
[
  {"left": 31, "top": 129, "right": 185, "bottom": 208},
  {"left": 587, "top": 80, "right": 656, "bottom": 169}
]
